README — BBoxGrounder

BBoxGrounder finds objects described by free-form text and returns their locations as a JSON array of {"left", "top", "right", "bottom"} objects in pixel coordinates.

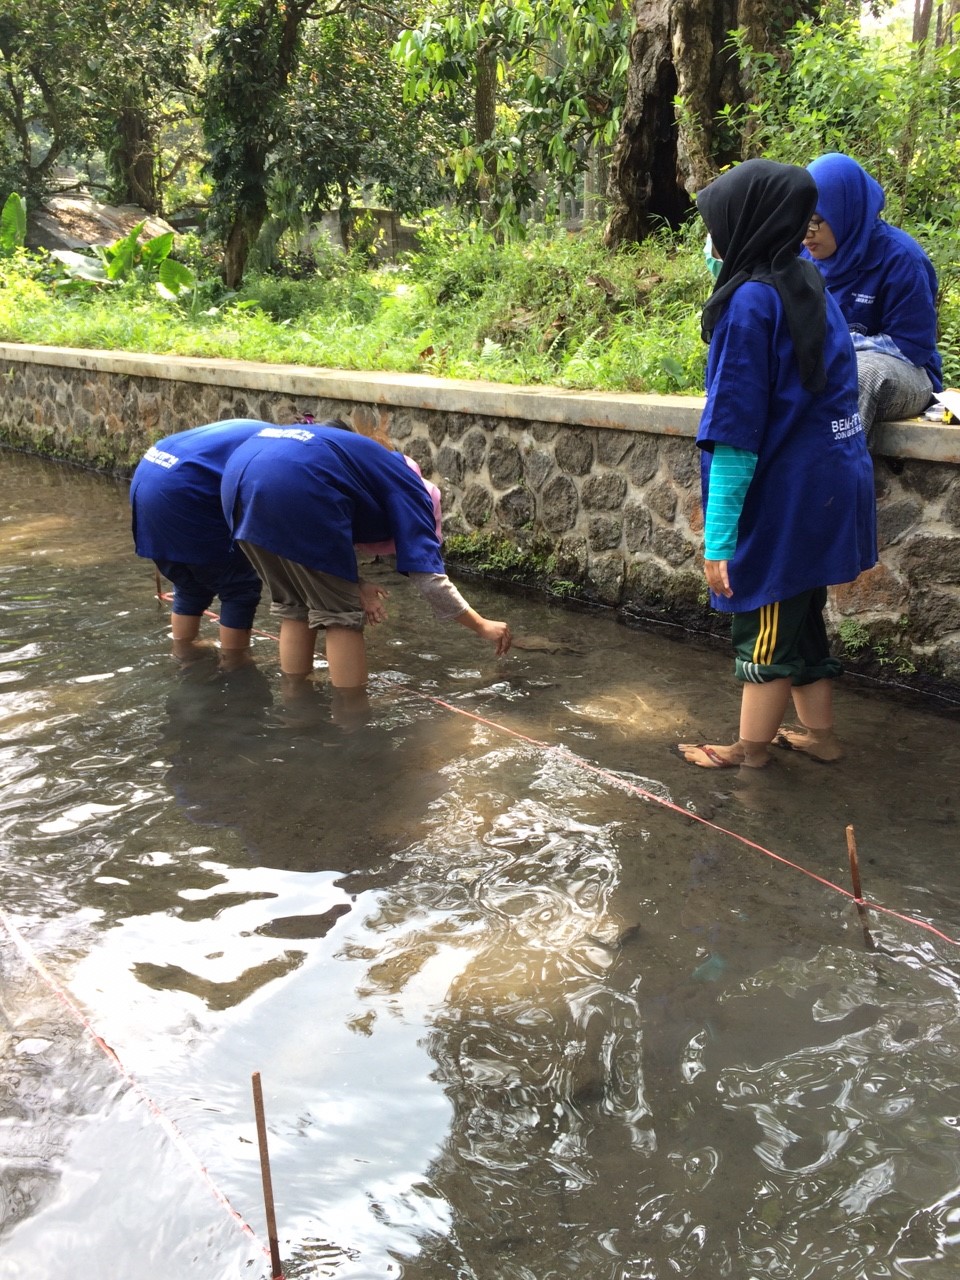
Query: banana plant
[
  {"left": 0, "top": 193, "right": 27, "bottom": 254},
  {"left": 51, "top": 220, "right": 196, "bottom": 298}
]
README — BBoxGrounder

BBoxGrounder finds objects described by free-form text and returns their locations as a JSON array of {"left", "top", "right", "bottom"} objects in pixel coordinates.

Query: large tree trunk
[
  {"left": 912, "top": 0, "right": 934, "bottom": 44},
  {"left": 112, "top": 102, "right": 159, "bottom": 214},
  {"left": 222, "top": 197, "right": 269, "bottom": 290},
  {"left": 605, "top": 0, "right": 818, "bottom": 247}
]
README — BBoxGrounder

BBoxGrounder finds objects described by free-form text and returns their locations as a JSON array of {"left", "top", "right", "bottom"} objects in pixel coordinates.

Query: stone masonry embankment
[{"left": 2, "top": 342, "right": 960, "bottom": 687}]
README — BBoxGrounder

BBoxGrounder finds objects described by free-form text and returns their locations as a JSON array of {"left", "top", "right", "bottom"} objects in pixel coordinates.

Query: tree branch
[{"left": 159, "top": 149, "right": 207, "bottom": 186}]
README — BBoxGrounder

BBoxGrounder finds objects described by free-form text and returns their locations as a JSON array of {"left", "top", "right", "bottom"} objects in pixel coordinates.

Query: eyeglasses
[{"left": 804, "top": 217, "right": 824, "bottom": 237}]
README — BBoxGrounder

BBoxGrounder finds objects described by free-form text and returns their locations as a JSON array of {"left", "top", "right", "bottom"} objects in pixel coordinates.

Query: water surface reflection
[{"left": 1, "top": 450, "right": 960, "bottom": 1280}]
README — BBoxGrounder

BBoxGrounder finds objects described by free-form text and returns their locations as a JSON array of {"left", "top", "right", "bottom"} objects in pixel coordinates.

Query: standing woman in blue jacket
[
  {"left": 679, "top": 159, "right": 877, "bottom": 770},
  {"left": 804, "top": 153, "right": 942, "bottom": 444}
]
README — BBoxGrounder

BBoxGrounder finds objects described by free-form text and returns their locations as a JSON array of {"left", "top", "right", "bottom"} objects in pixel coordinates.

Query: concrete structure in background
[
  {"left": 26, "top": 198, "right": 176, "bottom": 252},
  {"left": 1, "top": 342, "right": 958, "bottom": 692}
]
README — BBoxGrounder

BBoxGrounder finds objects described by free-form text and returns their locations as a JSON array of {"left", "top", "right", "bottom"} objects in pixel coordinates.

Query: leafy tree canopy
[
  {"left": 0, "top": 0, "right": 200, "bottom": 202},
  {"left": 392, "top": 0, "right": 631, "bottom": 229}
]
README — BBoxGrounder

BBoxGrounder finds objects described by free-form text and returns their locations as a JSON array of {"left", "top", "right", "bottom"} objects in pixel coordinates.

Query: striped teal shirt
[{"left": 704, "top": 444, "right": 758, "bottom": 560}]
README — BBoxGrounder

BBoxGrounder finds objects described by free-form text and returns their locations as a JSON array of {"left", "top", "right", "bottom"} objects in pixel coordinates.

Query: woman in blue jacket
[
  {"left": 131, "top": 418, "right": 269, "bottom": 669},
  {"left": 804, "top": 153, "right": 942, "bottom": 443},
  {"left": 221, "top": 422, "right": 512, "bottom": 710},
  {"left": 679, "top": 159, "right": 877, "bottom": 770}
]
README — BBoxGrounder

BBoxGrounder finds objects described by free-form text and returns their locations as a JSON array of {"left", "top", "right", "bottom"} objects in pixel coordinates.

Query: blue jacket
[
  {"left": 221, "top": 425, "right": 445, "bottom": 580},
  {"left": 697, "top": 282, "right": 877, "bottom": 613},
  {"left": 805, "top": 153, "right": 942, "bottom": 390},
  {"left": 821, "top": 222, "right": 942, "bottom": 390},
  {"left": 131, "top": 419, "right": 270, "bottom": 563}
]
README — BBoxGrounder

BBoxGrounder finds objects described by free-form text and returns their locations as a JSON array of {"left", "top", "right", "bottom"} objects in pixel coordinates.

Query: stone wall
[{"left": 3, "top": 342, "right": 960, "bottom": 689}]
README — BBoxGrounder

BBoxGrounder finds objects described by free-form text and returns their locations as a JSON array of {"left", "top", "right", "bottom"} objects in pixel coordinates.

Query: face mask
[{"left": 703, "top": 234, "right": 723, "bottom": 282}]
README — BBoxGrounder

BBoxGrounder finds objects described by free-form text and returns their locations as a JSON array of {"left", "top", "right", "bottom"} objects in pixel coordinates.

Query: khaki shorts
[{"left": 239, "top": 542, "right": 364, "bottom": 631}]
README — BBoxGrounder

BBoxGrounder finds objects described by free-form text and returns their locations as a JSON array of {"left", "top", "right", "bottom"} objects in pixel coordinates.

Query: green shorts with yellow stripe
[{"left": 730, "top": 587, "right": 843, "bottom": 685}]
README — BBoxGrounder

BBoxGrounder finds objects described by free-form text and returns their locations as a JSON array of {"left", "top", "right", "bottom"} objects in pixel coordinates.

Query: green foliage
[
  {"left": 445, "top": 531, "right": 536, "bottom": 575},
  {"left": 286, "top": 12, "right": 457, "bottom": 222},
  {"left": 838, "top": 616, "right": 870, "bottom": 656},
  {"left": 42, "top": 220, "right": 237, "bottom": 322},
  {"left": 202, "top": 0, "right": 457, "bottom": 283},
  {"left": 729, "top": 16, "right": 960, "bottom": 226},
  {"left": 169, "top": 231, "right": 219, "bottom": 277},
  {"left": 444, "top": 529, "right": 584, "bottom": 599},
  {"left": 0, "top": 0, "right": 100, "bottom": 196},
  {"left": 0, "top": 0, "right": 200, "bottom": 204},
  {"left": 714, "top": 13, "right": 960, "bottom": 381},
  {"left": 202, "top": 0, "right": 295, "bottom": 231},
  {"left": 398, "top": 214, "right": 708, "bottom": 390},
  {"left": 0, "top": 192, "right": 26, "bottom": 253},
  {"left": 50, "top": 221, "right": 197, "bottom": 301},
  {"left": 937, "top": 310, "right": 960, "bottom": 388},
  {"left": 837, "top": 616, "right": 917, "bottom": 675},
  {"left": 0, "top": 216, "right": 711, "bottom": 393},
  {"left": 392, "top": 0, "right": 631, "bottom": 230}
]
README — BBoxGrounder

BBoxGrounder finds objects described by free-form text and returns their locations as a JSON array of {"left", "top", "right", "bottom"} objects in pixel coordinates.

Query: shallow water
[{"left": 1, "top": 449, "right": 960, "bottom": 1280}]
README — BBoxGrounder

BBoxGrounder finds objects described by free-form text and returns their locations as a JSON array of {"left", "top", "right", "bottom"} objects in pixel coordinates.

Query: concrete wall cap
[{"left": 0, "top": 341, "right": 956, "bottom": 462}]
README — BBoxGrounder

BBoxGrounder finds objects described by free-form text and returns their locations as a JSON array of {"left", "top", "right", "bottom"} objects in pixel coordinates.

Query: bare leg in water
[
  {"left": 170, "top": 613, "right": 217, "bottom": 665},
  {"left": 218, "top": 625, "right": 255, "bottom": 672},
  {"left": 279, "top": 619, "right": 370, "bottom": 727},
  {"left": 170, "top": 613, "right": 254, "bottom": 672},
  {"left": 679, "top": 677, "right": 793, "bottom": 769},
  {"left": 776, "top": 677, "right": 843, "bottom": 761}
]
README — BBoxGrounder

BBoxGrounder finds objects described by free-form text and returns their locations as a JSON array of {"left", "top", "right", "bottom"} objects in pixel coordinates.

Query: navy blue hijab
[{"left": 697, "top": 159, "right": 827, "bottom": 393}]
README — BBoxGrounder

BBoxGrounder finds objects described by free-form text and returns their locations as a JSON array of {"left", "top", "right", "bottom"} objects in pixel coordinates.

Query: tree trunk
[
  {"left": 338, "top": 183, "right": 355, "bottom": 251},
  {"left": 474, "top": 44, "right": 497, "bottom": 148},
  {"left": 113, "top": 102, "right": 159, "bottom": 214},
  {"left": 938, "top": 1, "right": 960, "bottom": 45},
  {"left": 214, "top": 0, "right": 308, "bottom": 287},
  {"left": 912, "top": 0, "right": 934, "bottom": 44},
  {"left": 474, "top": 41, "right": 498, "bottom": 224},
  {"left": 605, "top": 0, "right": 819, "bottom": 247},
  {"left": 222, "top": 192, "right": 269, "bottom": 290}
]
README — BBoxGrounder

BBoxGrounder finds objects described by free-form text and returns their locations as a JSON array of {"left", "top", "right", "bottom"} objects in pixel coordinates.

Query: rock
[
  {"left": 26, "top": 195, "right": 175, "bottom": 251},
  {"left": 511, "top": 634, "right": 584, "bottom": 654}
]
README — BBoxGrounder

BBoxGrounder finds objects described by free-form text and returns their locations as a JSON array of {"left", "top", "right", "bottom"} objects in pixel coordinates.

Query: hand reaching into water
[
  {"left": 455, "top": 607, "right": 513, "bottom": 655},
  {"left": 477, "top": 617, "right": 513, "bottom": 656}
]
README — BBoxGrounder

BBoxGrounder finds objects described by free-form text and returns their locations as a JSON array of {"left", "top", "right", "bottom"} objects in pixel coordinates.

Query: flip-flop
[{"left": 677, "top": 743, "right": 740, "bottom": 769}]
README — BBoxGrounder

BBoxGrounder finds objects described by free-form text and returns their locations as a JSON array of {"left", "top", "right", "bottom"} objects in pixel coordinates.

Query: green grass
[
  {"left": 0, "top": 220, "right": 712, "bottom": 394},
  {"left": 2, "top": 212, "right": 957, "bottom": 396}
]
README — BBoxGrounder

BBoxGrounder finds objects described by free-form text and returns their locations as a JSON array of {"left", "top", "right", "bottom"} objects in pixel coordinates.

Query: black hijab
[{"left": 697, "top": 159, "right": 827, "bottom": 393}]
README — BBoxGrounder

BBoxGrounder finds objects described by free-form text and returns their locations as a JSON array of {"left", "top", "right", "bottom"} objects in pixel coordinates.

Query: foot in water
[
  {"left": 172, "top": 638, "right": 218, "bottom": 666},
  {"left": 775, "top": 725, "right": 843, "bottom": 762},
  {"left": 678, "top": 741, "right": 770, "bottom": 769}
]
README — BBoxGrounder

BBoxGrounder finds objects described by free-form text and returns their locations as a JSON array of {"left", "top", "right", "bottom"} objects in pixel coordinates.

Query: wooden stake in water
[
  {"left": 252, "top": 1071, "right": 284, "bottom": 1280},
  {"left": 846, "top": 824, "right": 863, "bottom": 901},
  {"left": 845, "top": 824, "right": 875, "bottom": 952}
]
